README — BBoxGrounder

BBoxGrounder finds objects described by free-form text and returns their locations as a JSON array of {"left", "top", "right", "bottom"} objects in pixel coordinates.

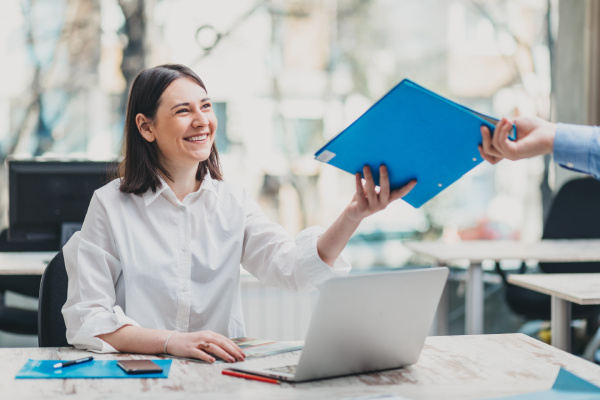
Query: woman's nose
[{"left": 192, "top": 110, "right": 208, "bottom": 127}]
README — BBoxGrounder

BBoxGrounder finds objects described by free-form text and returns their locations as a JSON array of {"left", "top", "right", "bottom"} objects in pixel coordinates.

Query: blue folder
[
  {"left": 15, "top": 359, "right": 171, "bottom": 379},
  {"left": 314, "top": 79, "right": 514, "bottom": 208}
]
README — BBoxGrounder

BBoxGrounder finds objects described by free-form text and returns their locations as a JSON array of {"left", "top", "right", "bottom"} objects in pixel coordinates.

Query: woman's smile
[{"left": 184, "top": 134, "right": 209, "bottom": 142}]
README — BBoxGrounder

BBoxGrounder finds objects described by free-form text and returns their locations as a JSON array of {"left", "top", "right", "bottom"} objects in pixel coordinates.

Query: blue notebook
[
  {"left": 15, "top": 359, "right": 171, "bottom": 379},
  {"left": 314, "top": 79, "right": 514, "bottom": 208}
]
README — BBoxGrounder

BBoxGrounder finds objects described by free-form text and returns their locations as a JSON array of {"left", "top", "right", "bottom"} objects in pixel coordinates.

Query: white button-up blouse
[{"left": 62, "top": 174, "right": 351, "bottom": 352}]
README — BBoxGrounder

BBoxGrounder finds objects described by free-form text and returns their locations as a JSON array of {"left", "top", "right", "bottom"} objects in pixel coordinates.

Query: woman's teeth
[{"left": 185, "top": 134, "right": 208, "bottom": 142}]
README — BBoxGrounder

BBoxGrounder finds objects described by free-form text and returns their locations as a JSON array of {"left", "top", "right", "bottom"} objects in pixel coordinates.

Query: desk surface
[
  {"left": 3, "top": 334, "right": 600, "bottom": 400},
  {"left": 508, "top": 273, "right": 600, "bottom": 305},
  {"left": 405, "top": 239, "right": 600, "bottom": 264}
]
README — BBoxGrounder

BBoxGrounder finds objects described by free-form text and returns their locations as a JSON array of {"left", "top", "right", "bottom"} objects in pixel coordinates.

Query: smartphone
[{"left": 117, "top": 360, "right": 163, "bottom": 374}]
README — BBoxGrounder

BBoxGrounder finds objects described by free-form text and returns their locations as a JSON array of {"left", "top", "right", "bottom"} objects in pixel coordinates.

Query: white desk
[
  {"left": 508, "top": 273, "right": 600, "bottom": 352},
  {"left": 0, "top": 252, "right": 56, "bottom": 275},
  {"left": 2, "top": 334, "right": 600, "bottom": 399},
  {"left": 404, "top": 239, "right": 600, "bottom": 336}
]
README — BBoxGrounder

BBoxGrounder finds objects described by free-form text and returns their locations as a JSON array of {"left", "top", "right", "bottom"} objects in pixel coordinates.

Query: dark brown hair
[{"left": 119, "top": 64, "right": 223, "bottom": 194}]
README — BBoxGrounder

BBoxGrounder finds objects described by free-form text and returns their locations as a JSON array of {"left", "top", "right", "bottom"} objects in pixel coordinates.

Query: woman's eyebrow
[
  {"left": 170, "top": 98, "right": 211, "bottom": 110},
  {"left": 170, "top": 102, "right": 189, "bottom": 110}
]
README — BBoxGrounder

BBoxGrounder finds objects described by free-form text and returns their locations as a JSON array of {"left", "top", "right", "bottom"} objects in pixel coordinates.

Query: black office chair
[
  {"left": 0, "top": 229, "right": 44, "bottom": 337},
  {"left": 38, "top": 250, "right": 71, "bottom": 347},
  {"left": 495, "top": 177, "right": 600, "bottom": 341}
]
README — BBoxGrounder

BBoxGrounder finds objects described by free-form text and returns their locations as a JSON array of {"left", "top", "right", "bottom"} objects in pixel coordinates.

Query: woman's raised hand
[
  {"left": 315, "top": 164, "right": 416, "bottom": 266},
  {"left": 347, "top": 165, "right": 416, "bottom": 223}
]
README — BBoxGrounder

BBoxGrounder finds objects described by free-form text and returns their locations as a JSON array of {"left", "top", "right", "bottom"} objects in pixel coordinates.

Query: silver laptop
[{"left": 229, "top": 267, "right": 448, "bottom": 382}]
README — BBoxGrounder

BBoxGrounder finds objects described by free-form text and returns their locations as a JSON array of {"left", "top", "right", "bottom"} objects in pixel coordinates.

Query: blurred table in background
[
  {"left": 0, "top": 252, "right": 55, "bottom": 275},
  {"left": 405, "top": 239, "right": 600, "bottom": 336},
  {"left": 509, "top": 273, "right": 600, "bottom": 353}
]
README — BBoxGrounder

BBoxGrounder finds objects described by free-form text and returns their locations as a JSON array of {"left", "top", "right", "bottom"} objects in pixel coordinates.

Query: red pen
[{"left": 222, "top": 369, "right": 280, "bottom": 384}]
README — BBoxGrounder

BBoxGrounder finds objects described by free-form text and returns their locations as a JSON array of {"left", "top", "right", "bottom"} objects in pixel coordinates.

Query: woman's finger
[
  {"left": 212, "top": 337, "right": 246, "bottom": 361},
  {"left": 191, "top": 347, "right": 216, "bottom": 363},
  {"left": 378, "top": 165, "right": 390, "bottom": 204},
  {"left": 355, "top": 173, "right": 367, "bottom": 208},
  {"left": 201, "top": 342, "right": 238, "bottom": 363},
  {"left": 203, "top": 331, "right": 246, "bottom": 361},
  {"left": 362, "top": 166, "right": 378, "bottom": 206},
  {"left": 389, "top": 179, "right": 416, "bottom": 202}
]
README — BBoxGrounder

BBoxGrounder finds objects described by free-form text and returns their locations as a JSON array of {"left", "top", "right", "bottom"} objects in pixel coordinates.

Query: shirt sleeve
[
  {"left": 240, "top": 192, "right": 351, "bottom": 293},
  {"left": 62, "top": 192, "right": 140, "bottom": 353},
  {"left": 553, "top": 123, "right": 600, "bottom": 179}
]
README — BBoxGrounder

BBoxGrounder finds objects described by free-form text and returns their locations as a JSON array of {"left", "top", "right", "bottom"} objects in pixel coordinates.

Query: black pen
[{"left": 53, "top": 356, "right": 94, "bottom": 369}]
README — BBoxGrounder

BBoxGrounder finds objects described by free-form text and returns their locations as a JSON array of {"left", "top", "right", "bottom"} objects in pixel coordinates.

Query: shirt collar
[
  {"left": 142, "top": 176, "right": 169, "bottom": 206},
  {"left": 142, "top": 170, "right": 220, "bottom": 207}
]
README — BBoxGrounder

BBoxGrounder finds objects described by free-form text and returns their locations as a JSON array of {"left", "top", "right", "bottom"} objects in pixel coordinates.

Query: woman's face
[{"left": 143, "top": 77, "right": 217, "bottom": 173}]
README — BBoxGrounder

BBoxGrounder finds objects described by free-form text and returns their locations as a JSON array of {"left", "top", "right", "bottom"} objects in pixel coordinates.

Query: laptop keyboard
[{"left": 267, "top": 364, "right": 297, "bottom": 374}]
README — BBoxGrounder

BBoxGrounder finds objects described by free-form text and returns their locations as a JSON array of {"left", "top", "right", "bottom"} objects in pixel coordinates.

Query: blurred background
[{"left": 1, "top": 0, "right": 599, "bottom": 344}]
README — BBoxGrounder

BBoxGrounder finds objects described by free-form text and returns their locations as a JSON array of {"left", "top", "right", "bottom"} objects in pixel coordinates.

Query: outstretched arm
[
  {"left": 479, "top": 116, "right": 600, "bottom": 179},
  {"left": 317, "top": 165, "right": 416, "bottom": 266}
]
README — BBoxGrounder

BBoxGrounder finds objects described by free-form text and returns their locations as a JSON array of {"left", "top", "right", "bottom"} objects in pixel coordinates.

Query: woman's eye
[
  {"left": 176, "top": 108, "right": 189, "bottom": 114},
  {"left": 202, "top": 103, "right": 212, "bottom": 109}
]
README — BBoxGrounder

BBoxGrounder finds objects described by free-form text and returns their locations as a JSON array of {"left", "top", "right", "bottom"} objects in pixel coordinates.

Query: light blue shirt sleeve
[{"left": 553, "top": 123, "right": 600, "bottom": 179}]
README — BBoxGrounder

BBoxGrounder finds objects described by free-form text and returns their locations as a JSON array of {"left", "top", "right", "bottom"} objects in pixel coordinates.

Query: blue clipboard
[
  {"left": 15, "top": 359, "right": 172, "bottom": 379},
  {"left": 314, "top": 79, "right": 515, "bottom": 208}
]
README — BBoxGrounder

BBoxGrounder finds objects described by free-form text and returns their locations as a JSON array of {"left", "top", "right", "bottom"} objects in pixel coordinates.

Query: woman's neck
[{"left": 162, "top": 165, "right": 201, "bottom": 202}]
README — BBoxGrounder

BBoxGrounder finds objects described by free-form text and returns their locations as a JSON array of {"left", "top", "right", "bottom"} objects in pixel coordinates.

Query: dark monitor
[{"left": 7, "top": 158, "right": 119, "bottom": 250}]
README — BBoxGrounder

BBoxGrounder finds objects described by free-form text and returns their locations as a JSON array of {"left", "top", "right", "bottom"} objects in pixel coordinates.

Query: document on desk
[
  {"left": 15, "top": 359, "right": 172, "bottom": 379},
  {"left": 484, "top": 368, "right": 600, "bottom": 399},
  {"left": 163, "top": 337, "right": 303, "bottom": 363},
  {"left": 235, "top": 337, "right": 303, "bottom": 357},
  {"left": 314, "top": 79, "right": 515, "bottom": 208}
]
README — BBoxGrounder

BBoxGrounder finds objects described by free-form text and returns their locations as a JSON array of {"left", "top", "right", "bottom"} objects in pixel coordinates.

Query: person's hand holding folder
[{"left": 479, "top": 116, "right": 556, "bottom": 164}]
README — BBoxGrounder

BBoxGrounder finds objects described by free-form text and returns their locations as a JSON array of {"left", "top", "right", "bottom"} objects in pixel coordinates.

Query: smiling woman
[
  {"left": 61, "top": 64, "right": 416, "bottom": 365},
  {"left": 119, "top": 65, "right": 222, "bottom": 197},
  {"left": 136, "top": 78, "right": 217, "bottom": 197}
]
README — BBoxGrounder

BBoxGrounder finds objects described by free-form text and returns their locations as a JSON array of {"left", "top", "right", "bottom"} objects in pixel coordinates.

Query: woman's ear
[{"left": 136, "top": 113, "right": 155, "bottom": 142}]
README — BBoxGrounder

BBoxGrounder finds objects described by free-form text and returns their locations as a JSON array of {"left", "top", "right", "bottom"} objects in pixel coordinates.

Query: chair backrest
[
  {"left": 38, "top": 250, "right": 71, "bottom": 347},
  {"left": 540, "top": 177, "right": 600, "bottom": 273}
]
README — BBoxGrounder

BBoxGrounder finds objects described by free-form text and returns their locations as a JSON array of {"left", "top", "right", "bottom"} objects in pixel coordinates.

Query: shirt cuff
[
  {"left": 295, "top": 226, "right": 352, "bottom": 290},
  {"left": 553, "top": 123, "right": 596, "bottom": 174},
  {"left": 69, "top": 306, "right": 141, "bottom": 353}
]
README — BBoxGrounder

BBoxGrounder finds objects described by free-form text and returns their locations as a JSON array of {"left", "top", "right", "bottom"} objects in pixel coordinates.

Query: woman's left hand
[{"left": 346, "top": 165, "right": 416, "bottom": 223}]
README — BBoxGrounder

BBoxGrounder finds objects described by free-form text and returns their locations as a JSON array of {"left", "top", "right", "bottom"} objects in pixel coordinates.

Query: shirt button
[
  {"left": 180, "top": 206, "right": 186, "bottom": 211},
  {"left": 181, "top": 285, "right": 187, "bottom": 291},
  {"left": 182, "top": 246, "right": 187, "bottom": 252},
  {"left": 178, "top": 323, "right": 185, "bottom": 329}
]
